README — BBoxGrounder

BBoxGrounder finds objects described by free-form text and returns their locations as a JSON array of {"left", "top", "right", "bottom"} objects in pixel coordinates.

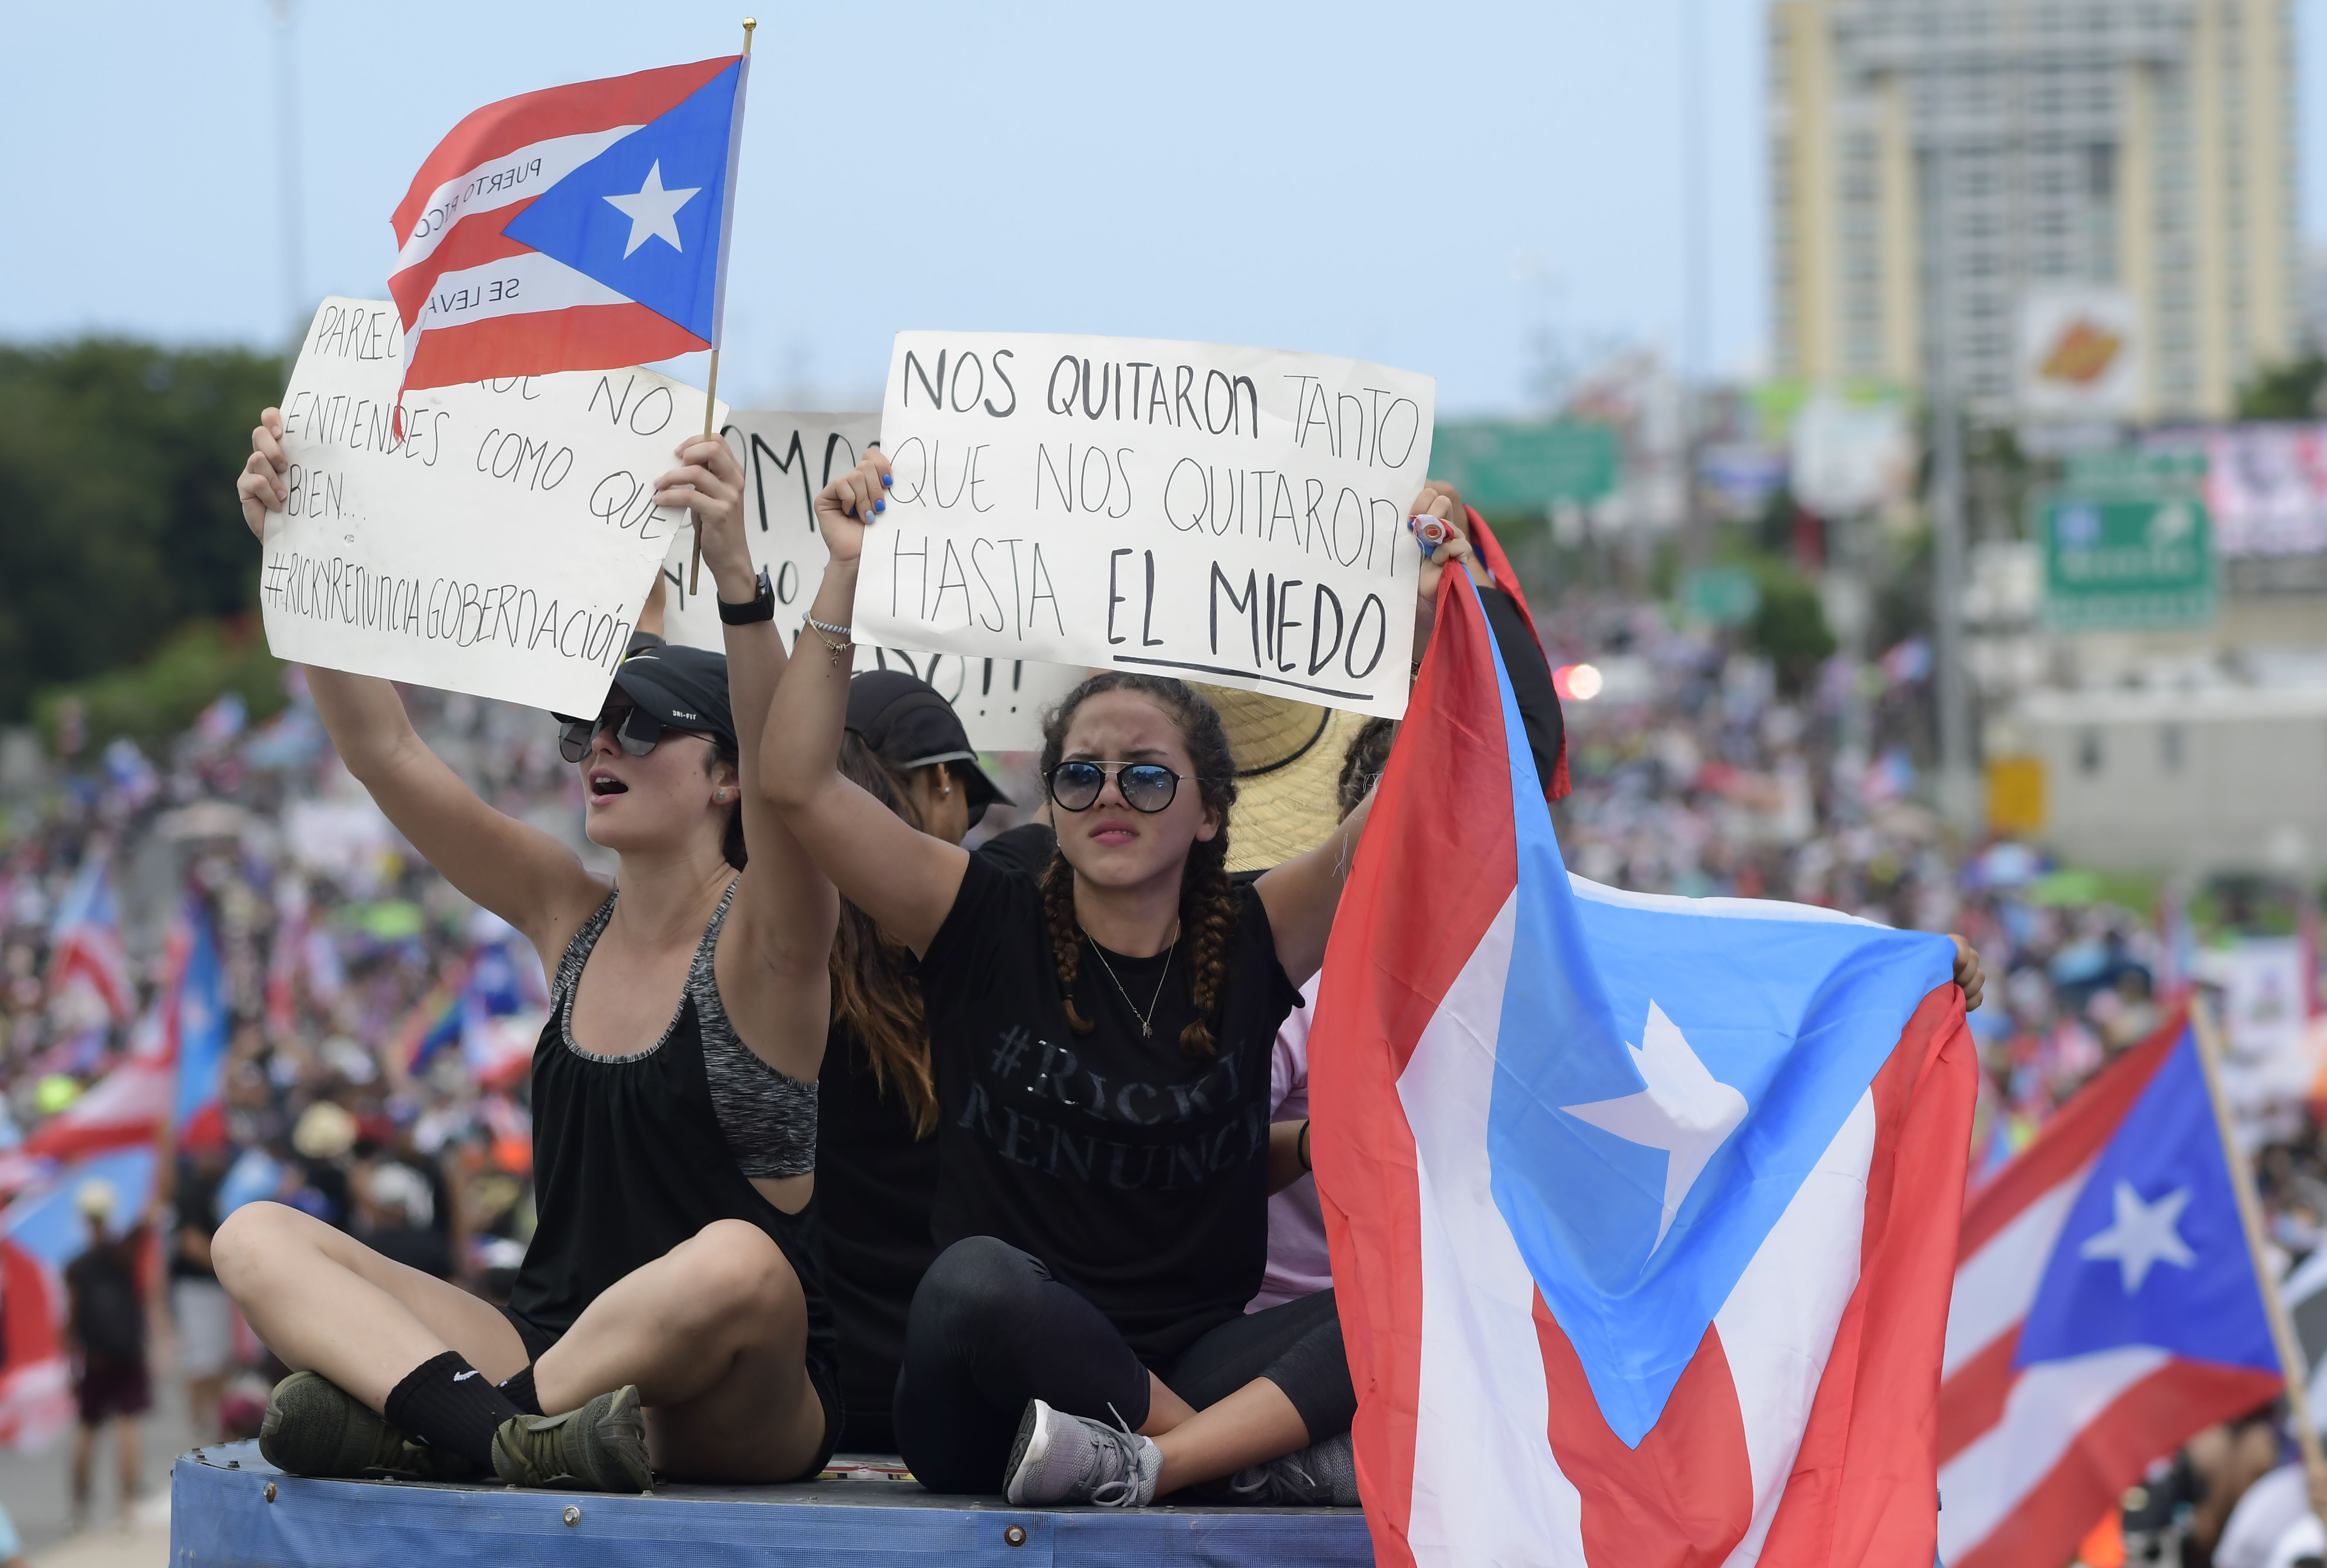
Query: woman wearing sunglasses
[
  {"left": 763, "top": 451, "right": 1479, "bottom": 1507},
  {"left": 219, "top": 410, "right": 842, "bottom": 1492}
]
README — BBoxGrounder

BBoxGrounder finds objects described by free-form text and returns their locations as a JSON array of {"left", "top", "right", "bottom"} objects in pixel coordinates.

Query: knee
[
  {"left": 209, "top": 1202, "right": 306, "bottom": 1297},
  {"left": 910, "top": 1236, "right": 1039, "bottom": 1341},
  {"left": 675, "top": 1220, "right": 801, "bottom": 1329}
]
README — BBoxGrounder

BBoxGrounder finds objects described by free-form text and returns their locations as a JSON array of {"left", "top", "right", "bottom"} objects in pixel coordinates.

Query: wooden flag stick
[
  {"left": 690, "top": 14, "right": 757, "bottom": 597},
  {"left": 2192, "top": 995, "right": 2327, "bottom": 1480}
]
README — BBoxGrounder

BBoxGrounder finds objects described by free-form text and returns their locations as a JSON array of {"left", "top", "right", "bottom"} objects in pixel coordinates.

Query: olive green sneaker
[
  {"left": 489, "top": 1385, "right": 651, "bottom": 1492},
  {"left": 258, "top": 1371, "right": 478, "bottom": 1480}
]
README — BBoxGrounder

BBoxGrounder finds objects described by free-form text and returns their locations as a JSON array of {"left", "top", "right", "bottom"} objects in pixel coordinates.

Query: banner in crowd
[
  {"left": 658, "top": 410, "right": 1085, "bottom": 748},
  {"left": 260, "top": 298, "right": 720, "bottom": 715},
  {"left": 2145, "top": 426, "right": 2327, "bottom": 558},
  {"left": 855, "top": 333, "right": 1436, "bottom": 717}
]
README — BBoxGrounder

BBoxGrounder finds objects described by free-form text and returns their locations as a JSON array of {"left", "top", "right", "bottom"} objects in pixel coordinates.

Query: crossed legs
[
  {"left": 211, "top": 1202, "right": 824, "bottom": 1482},
  {"left": 894, "top": 1236, "right": 1352, "bottom": 1497}
]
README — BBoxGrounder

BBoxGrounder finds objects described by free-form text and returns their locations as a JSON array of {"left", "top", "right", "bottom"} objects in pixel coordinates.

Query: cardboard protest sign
[
  {"left": 260, "top": 298, "right": 721, "bottom": 715},
  {"left": 660, "top": 411, "right": 1083, "bottom": 749},
  {"left": 855, "top": 334, "right": 1435, "bottom": 717},
  {"left": 659, "top": 411, "right": 879, "bottom": 648}
]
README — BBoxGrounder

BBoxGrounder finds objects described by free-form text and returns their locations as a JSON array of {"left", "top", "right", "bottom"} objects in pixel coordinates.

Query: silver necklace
[{"left": 1085, "top": 930, "right": 1177, "bottom": 1039}]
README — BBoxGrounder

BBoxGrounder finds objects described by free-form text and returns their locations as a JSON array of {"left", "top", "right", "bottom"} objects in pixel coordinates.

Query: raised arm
[
  {"left": 237, "top": 410, "right": 605, "bottom": 957},
  {"left": 671, "top": 434, "right": 839, "bottom": 1057},
  {"left": 760, "top": 451, "right": 969, "bottom": 957},
  {"left": 1255, "top": 488, "right": 1477, "bottom": 985}
]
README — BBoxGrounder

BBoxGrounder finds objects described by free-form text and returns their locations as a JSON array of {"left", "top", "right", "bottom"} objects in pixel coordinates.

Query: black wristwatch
[{"left": 716, "top": 567, "right": 776, "bottom": 624}]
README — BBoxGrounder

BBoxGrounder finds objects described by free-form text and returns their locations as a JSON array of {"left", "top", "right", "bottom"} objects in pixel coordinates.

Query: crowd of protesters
[
  {"left": 0, "top": 675, "right": 575, "bottom": 1454},
  {"left": 0, "top": 553, "right": 2308, "bottom": 1548}
]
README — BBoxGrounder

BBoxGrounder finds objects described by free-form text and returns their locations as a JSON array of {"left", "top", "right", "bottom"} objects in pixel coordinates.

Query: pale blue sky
[{"left": 3, "top": 2, "right": 2322, "bottom": 413}]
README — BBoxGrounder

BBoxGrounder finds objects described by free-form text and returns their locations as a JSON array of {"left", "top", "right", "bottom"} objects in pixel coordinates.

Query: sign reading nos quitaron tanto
[
  {"left": 656, "top": 411, "right": 1083, "bottom": 749},
  {"left": 855, "top": 333, "right": 1437, "bottom": 717},
  {"left": 261, "top": 298, "right": 716, "bottom": 715}
]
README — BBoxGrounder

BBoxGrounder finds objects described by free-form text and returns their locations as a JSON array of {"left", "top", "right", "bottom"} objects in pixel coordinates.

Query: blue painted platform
[{"left": 170, "top": 1442, "right": 1374, "bottom": 1566}]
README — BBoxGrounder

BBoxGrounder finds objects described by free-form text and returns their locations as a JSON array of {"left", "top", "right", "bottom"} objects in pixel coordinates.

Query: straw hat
[{"left": 1193, "top": 686, "right": 1370, "bottom": 873}]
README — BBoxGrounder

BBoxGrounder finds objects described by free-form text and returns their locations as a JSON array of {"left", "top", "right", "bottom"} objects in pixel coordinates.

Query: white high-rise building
[{"left": 1769, "top": 0, "right": 2301, "bottom": 419}]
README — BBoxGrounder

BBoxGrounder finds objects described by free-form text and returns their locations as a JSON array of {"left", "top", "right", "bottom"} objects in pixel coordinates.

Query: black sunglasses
[
  {"left": 1047, "top": 760, "right": 1193, "bottom": 814},
  {"left": 556, "top": 706, "right": 711, "bottom": 764}
]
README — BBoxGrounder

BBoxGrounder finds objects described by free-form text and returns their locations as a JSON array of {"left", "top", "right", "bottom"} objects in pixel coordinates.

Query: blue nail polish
[
  {"left": 873, "top": 499, "right": 886, "bottom": 513},
  {"left": 880, "top": 473, "right": 893, "bottom": 487}
]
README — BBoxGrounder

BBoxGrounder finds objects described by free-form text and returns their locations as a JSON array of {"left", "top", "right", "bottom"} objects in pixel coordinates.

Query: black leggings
[{"left": 894, "top": 1236, "right": 1356, "bottom": 1494}]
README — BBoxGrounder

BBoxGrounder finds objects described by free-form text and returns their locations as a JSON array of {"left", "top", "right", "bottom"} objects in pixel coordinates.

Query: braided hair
[
  {"left": 1036, "top": 673, "right": 1239, "bottom": 1059},
  {"left": 829, "top": 733, "right": 938, "bottom": 1134}
]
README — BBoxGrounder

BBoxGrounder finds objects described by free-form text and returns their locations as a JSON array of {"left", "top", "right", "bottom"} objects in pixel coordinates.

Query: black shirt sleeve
[{"left": 1480, "top": 586, "right": 1565, "bottom": 793}]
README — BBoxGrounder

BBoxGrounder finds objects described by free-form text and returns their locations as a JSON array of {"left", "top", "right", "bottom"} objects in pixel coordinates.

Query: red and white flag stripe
[{"left": 385, "top": 59, "right": 733, "bottom": 397}]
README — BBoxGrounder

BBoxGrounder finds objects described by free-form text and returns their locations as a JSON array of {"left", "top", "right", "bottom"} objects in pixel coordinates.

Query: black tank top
[{"left": 506, "top": 882, "right": 836, "bottom": 1396}]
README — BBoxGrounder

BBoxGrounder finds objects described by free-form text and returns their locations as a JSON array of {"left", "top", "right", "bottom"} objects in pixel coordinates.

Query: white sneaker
[{"left": 1001, "top": 1398, "right": 1162, "bottom": 1507}]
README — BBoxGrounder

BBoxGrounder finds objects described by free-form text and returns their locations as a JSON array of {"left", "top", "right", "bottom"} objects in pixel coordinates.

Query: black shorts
[{"left": 496, "top": 1303, "right": 843, "bottom": 1480}]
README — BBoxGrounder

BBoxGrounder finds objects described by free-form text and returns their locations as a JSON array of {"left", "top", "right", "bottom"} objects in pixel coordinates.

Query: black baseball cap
[
  {"left": 845, "top": 670, "right": 1010, "bottom": 825},
  {"left": 597, "top": 644, "right": 737, "bottom": 751}
]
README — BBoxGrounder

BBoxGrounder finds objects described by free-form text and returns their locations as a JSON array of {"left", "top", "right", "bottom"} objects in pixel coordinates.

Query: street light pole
[
  {"left": 274, "top": 0, "right": 305, "bottom": 346},
  {"left": 1926, "top": 128, "right": 1978, "bottom": 834}
]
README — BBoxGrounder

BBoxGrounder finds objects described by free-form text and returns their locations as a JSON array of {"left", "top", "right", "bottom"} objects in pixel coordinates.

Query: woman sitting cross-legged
[
  {"left": 215, "top": 410, "right": 842, "bottom": 1490},
  {"left": 761, "top": 454, "right": 1486, "bottom": 1507}
]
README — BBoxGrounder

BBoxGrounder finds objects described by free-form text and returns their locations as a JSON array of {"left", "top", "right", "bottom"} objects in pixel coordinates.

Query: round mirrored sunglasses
[{"left": 1046, "top": 760, "right": 1191, "bottom": 814}]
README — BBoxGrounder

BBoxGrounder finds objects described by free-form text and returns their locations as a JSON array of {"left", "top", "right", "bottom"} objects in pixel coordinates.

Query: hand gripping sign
[
  {"left": 853, "top": 333, "right": 1436, "bottom": 719},
  {"left": 259, "top": 297, "right": 720, "bottom": 715},
  {"left": 658, "top": 410, "right": 1084, "bottom": 749}
]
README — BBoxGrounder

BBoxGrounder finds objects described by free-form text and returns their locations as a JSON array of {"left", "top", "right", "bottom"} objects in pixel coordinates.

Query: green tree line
[{"left": 0, "top": 338, "right": 285, "bottom": 734}]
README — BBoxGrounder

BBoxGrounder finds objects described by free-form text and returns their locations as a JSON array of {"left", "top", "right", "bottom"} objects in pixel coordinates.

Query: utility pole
[
  {"left": 1926, "top": 133, "right": 1978, "bottom": 834},
  {"left": 274, "top": 0, "right": 305, "bottom": 346},
  {"left": 1680, "top": 0, "right": 1710, "bottom": 566}
]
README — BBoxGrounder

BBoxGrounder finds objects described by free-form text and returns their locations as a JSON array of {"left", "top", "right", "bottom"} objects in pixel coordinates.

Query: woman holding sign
[
  {"left": 761, "top": 454, "right": 1477, "bottom": 1506},
  {"left": 218, "top": 413, "right": 843, "bottom": 1491}
]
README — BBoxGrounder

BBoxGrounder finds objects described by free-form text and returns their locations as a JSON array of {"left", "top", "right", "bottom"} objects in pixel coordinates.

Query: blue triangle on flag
[
  {"left": 504, "top": 60, "right": 743, "bottom": 343},
  {"left": 2015, "top": 1031, "right": 2279, "bottom": 1374}
]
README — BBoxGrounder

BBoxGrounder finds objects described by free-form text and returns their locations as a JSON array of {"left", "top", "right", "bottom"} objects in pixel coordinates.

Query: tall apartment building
[{"left": 1768, "top": 0, "right": 2301, "bottom": 420}]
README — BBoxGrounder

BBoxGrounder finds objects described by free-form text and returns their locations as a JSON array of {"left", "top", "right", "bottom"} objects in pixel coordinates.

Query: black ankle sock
[
  {"left": 384, "top": 1352, "right": 522, "bottom": 1470},
  {"left": 498, "top": 1364, "right": 543, "bottom": 1416}
]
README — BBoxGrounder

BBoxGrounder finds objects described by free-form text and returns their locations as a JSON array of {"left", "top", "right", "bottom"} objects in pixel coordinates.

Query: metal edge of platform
[{"left": 170, "top": 1444, "right": 1376, "bottom": 1567}]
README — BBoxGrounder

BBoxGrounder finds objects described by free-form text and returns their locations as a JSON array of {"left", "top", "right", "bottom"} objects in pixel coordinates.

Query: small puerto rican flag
[
  {"left": 1313, "top": 566, "right": 1979, "bottom": 1567},
  {"left": 387, "top": 55, "right": 750, "bottom": 403}
]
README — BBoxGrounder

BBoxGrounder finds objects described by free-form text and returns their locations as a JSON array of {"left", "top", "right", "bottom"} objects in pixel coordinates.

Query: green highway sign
[
  {"left": 1679, "top": 567, "right": 1761, "bottom": 627},
  {"left": 2062, "top": 448, "right": 2206, "bottom": 497},
  {"left": 1432, "top": 421, "right": 1621, "bottom": 510},
  {"left": 2037, "top": 489, "right": 2218, "bottom": 632}
]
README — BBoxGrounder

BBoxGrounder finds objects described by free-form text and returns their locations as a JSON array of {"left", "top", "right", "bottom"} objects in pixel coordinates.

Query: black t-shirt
[
  {"left": 815, "top": 821, "right": 1059, "bottom": 1448},
  {"left": 66, "top": 1239, "right": 147, "bottom": 1365},
  {"left": 1481, "top": 585, "right": 1565, "bottom": 791},
  {"left": 916, "top": 852, "right": 1301, "bottom": 1364},
  {"left": 170, "top": 1163, "right": 223, "bottom": 1282}
]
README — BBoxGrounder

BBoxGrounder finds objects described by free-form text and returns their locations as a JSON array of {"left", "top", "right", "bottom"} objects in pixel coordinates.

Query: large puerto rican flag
[
  {"left": 1312, "top": 568, "right": 1977, "bottom": 1567},
  {"left": 1937, "top": 1015, "right": 2281, "bottom": 1568},
  {"left": 387, "top": 55, "right": 750, "bottom": 399}
]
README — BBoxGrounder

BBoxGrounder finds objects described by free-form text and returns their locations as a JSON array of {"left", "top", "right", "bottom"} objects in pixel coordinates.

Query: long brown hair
[
  {"left": 830, "top": 732, "right": 938, "bottom": 1134},
  {"left": 1036, "top": 673, "right": 1239, "bottom": 1059}
]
